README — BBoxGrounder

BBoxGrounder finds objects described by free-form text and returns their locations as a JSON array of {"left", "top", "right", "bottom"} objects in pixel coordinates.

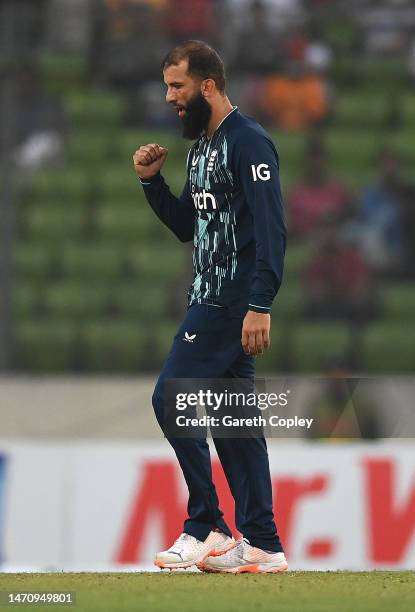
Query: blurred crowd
[
  {"left": 85, "top": 0, "right": 415, "bottom": 130},
  {"left": 7, "top": 1, "right": 415, "bottom": 124},
  {"left": 291, "top": 140, "right": 415, "bottom": 326},
  {"left": 2, "top": 0, "right": 415, "bottom": 340}
]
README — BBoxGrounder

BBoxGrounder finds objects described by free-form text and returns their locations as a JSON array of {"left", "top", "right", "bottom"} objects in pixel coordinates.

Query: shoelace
[
  {"left": 236, "top": 538, "right": 250, "bottom": 551},
  {"left": 221, "top": 538, "right": 248, "bottom": 563},
  {"left": 232, "top": 538, "right": 278, "bottom": 563}
]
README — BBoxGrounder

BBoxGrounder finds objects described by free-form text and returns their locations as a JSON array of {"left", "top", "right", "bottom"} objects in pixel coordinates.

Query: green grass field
[{"left": 0, "top": 572, "right": 414, "bottom": 612}]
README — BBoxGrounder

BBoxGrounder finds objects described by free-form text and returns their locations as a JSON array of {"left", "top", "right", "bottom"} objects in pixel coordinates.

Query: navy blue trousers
[{"left": 152, "top": 304, "right": 283, "bottom": 553}]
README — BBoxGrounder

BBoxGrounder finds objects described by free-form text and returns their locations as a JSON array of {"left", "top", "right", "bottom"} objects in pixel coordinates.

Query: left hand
[{"left": 241, "top": 311, "right": 271, "bottom": 356}]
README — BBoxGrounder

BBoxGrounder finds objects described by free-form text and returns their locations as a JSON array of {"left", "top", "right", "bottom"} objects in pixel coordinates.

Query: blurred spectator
[
  {"left": 304, "top": 218, "right": 378, "bottom": 322},
  {"left": 90, "top": 0, "right": 170, "bottom": 126},
  {"left": 355, "top": 149, "right": 408, "bottom": 276},
  {"left": 312, "top": 9, "right": 363, "bottom": 77},
  {"left": 231, "top": 1, "right": 282, "bottom": 76},
  {"left": 356, "top": 0, "right": 415, "bottom": 57},
  {"left": 6, "top": 63, "right": 66, "bottom": 169},
  {"left": 44, "top": 0, "right": 92, "bottom": 52},
  {"left": 261, "top": 60, "right": 329, "bottom": 131},
  {"left": 304, "top": 22, "right": 333, "bottom": 74},
  {"left": 227, "top": 0, "right": 304, "bottom": 32},
  {"left": 166, "top": 0, "right": 217, "bottom": 46},
  {"left": 90, "top": 1, "right": 168, "bottom": 89},
  {"left": 287, "top": 142, "right": 351, "bottom": 238},
  {"left": 267, "top": 0, "right": 305, "bottom": 31},
  {"left": 284, "top": 27, "right": 308, "bottom": 62}
]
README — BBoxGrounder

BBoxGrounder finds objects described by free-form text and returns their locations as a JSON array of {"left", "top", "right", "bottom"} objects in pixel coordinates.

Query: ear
[{"left": 201, "top": 78, "right": 215, "bottom": 98}]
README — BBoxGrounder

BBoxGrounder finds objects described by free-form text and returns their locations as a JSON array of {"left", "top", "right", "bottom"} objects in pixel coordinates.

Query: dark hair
[{"left": 162, "top": 40, "right": 226, "bottom": 93}]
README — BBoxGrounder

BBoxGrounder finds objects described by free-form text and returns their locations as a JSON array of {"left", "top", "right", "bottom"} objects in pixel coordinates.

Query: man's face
[{"left": 164, "top": 60, "right": 212, "bottom": 139}]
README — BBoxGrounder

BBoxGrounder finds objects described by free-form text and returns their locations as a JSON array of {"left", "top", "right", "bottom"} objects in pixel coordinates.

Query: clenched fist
[{"left": 133, "top": 143, "right": 168, "bottom": 179}]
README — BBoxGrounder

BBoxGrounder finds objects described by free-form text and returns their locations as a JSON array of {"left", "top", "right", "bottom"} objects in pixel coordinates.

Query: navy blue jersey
[{"left": 140, "top": 107, "right": 286, "bottom": 316}]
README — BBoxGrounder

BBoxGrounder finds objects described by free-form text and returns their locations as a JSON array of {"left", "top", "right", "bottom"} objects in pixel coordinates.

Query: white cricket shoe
[
  {"left": 154, "top": 531, "right": 235, "bottom": 569},
  {"left": 197, "top": 537, "right": 288, "bottom": 574}
]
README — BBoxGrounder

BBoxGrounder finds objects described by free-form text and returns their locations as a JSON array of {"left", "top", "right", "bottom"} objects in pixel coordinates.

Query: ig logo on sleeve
[{"left": 251, "top": 164, "right": 270, "bottom": 181}]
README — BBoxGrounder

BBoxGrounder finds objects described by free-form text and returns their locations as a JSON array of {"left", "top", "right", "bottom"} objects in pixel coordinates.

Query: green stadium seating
[
  {"left": 97, "top": 164, "right": 187, "bottom": 201},
  {"left": 127, "top": 245, "right": 188, "bottom": 280},
  {"left": 61, "top": 243, "right": 125, "bottom": 279},
  {"left": 332, "top": 93, "right": 389, "bottom": 127},
  {"left": 271, "top": 132, "right": 306, "bottom": 163},
  {"left": 113, "top": 284, "right": 167, "bottom": 319},
  {"left": 118, "top": 131, "right": 184, "bottom": 157},
  {"left": 43, "top": 282, "right": 111, "bottom": 319},
  {"left": 361, "top": 60, "right": 407, "bottom": 87},
  {"left": 332, "top": 59, "right": 407, "bottom": 89},
  {"left": 362, "top": 324, "right": 415, "bottom": 373},
  {"left": 335, "top": 166, "right": 374, "bottom": 190},
  {"left": 400, "top": 93, "right": 415, "bottom": 126},
  {"left": 270, "top": 132, "right": 305, "bottom": 189},
  {"left": 29, "top": 169, "right": 90, "bottom": 203},
  {"left": 291, "top": 323, "right": 351, "bottom": 372},
  {"left": 278, "top": 165, "right": 303, "bottom": 190},
  {"left": 326, "top": 131, "right": 380, "bottom": 167},
  {"left": 386, "top": 130, "right": 415, "bottom": 160},
  {"left": 380, "top": 284, "right": 415, "bottom": 321},
  {"left": 66, "top": 132, "right": 113, "bottom": 163},
  {"left": 25, "top": 205, "right": 86, "bottom": 239},
  {"left": 272, "top": 284, "right": 304, "bottom": 319},
  {"left": 154, "top": 322, "right": 181, "bottom": 361},
  {"left": 15, "top": 244, "right": 57, "bottom": 279},
  {"left": 283, "top": 244, "right": 310, "bottom": 283},
  {"left": 99, "top": 167, "right": 143, "bottom": 199},
  {"left": 40, "top": 53, "right": 87, "bottom": 91},
  {"left": 94, "top": 204, "right": 155, "bottom": 240},
  {"left": 65, "top": 91, "right": 125, "bottom": 127},
  {"left": 323, "top": 20, "right": 358, "bottom": 56},
  {"left": 13, "top": 284, "right": 43, "bottom": 317},
  {"left": 15, "top": 52, "right": 415, "bottom": 374},
  {"left": 15, "top": 319, "right": 78, "bottom": 371},
  {"left": 82, "top": 320, "right": 147, "bottom": 371},
  {"left": 160, "top": 169, "right": 188, "bottom": 194},
  {"left": 254, "top": 323, "right": 287, "bottom": 374}
]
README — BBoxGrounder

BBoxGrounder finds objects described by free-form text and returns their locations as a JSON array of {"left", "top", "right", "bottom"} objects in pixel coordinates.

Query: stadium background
[{"left": 0, "top": 0, "right": 414, "bottom": 572}]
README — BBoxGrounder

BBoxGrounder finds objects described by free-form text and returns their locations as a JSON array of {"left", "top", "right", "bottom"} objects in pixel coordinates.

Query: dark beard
[{"left": 181, "top": 91, "right": 212, "bottom": 140}]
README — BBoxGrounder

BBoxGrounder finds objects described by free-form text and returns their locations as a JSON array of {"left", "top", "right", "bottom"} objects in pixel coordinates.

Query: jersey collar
[
  {"left": 203, "top": 106, "right": 238, "bottom": 141},
  {"left": 214, "top": 105, "right": 238, "bottom": 134}
]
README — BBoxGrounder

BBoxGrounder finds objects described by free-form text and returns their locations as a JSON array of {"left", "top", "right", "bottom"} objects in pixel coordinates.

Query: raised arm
[{"left": 133, "top": 143, "right": 195, "bottom": 242}]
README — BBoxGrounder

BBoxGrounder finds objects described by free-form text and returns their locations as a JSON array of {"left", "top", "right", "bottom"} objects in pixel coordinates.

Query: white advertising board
[{"left": 0, "top": 441, "right": 414, "bottom": 570}]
